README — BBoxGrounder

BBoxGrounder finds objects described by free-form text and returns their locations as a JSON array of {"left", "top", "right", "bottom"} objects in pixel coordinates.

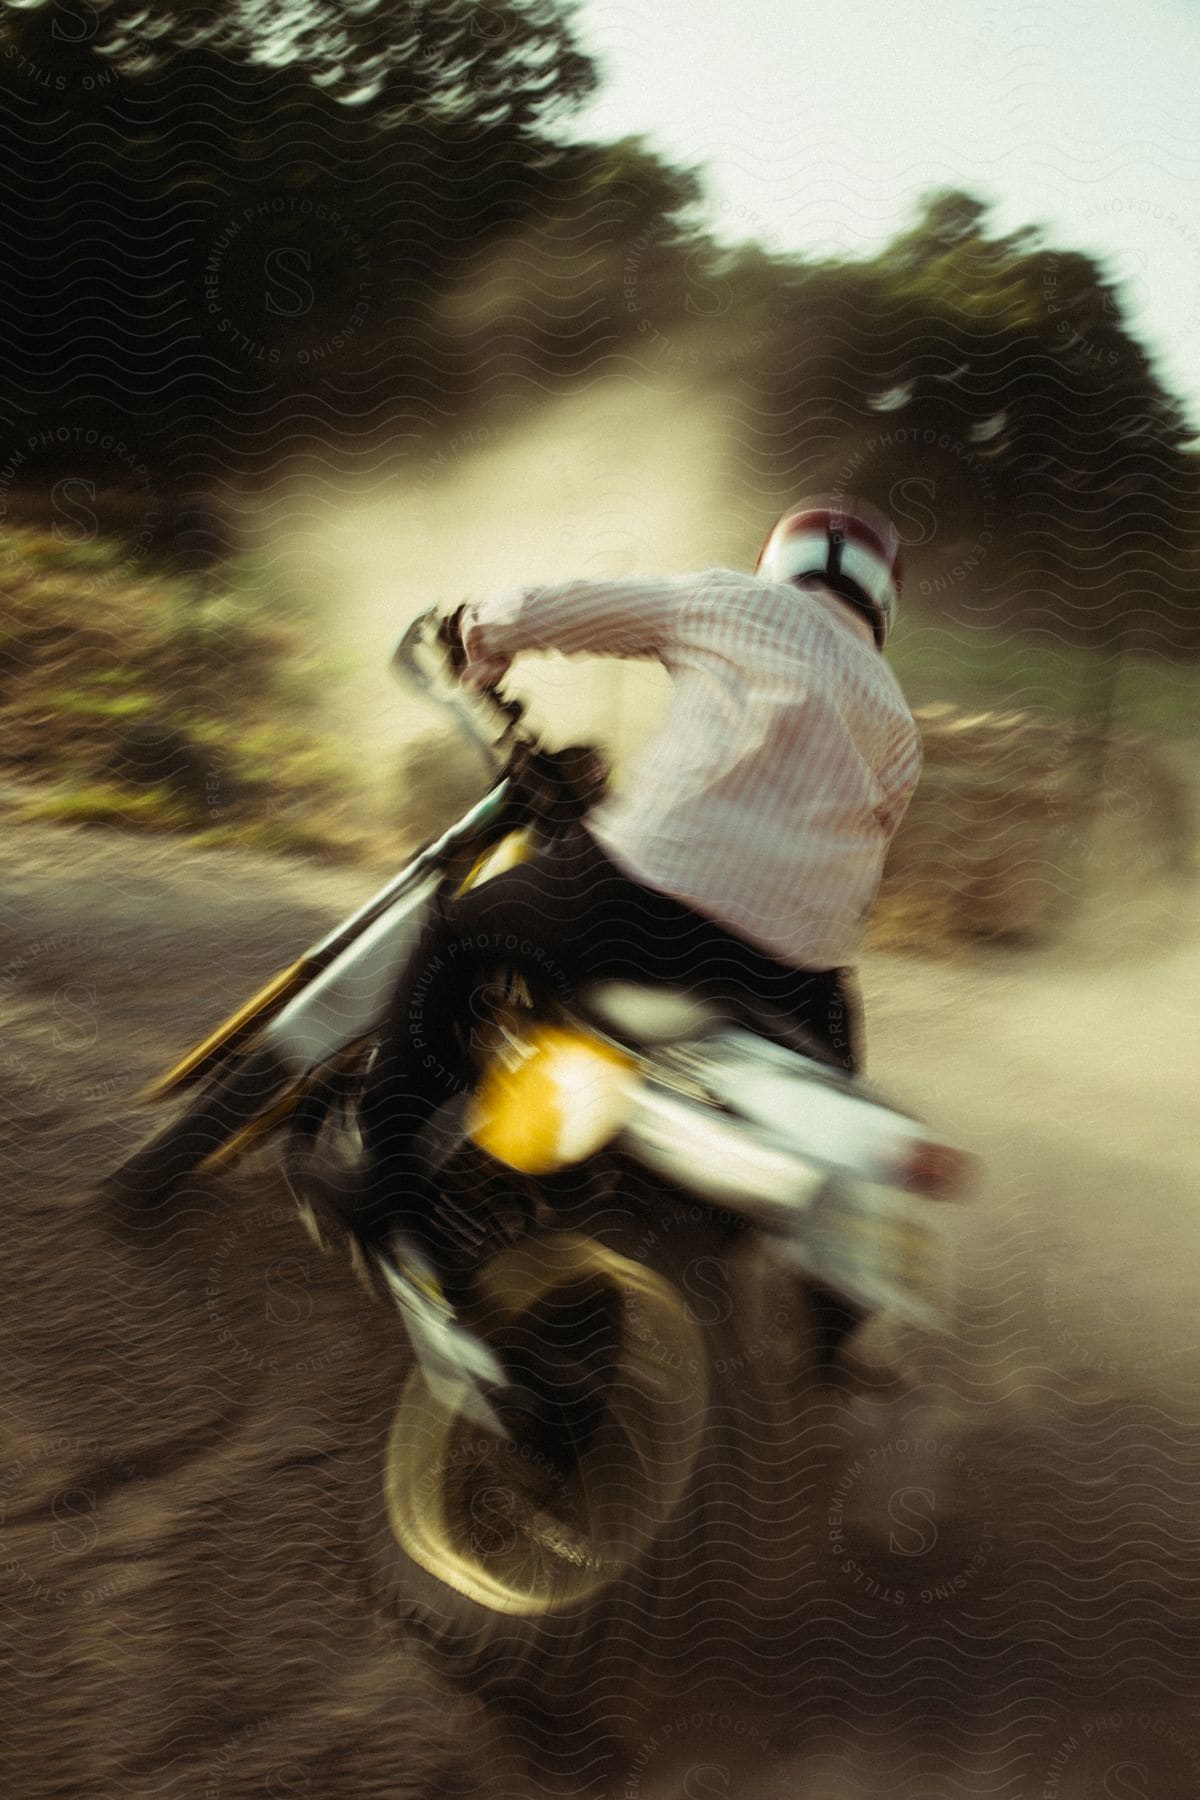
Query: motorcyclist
[{"left": 359, "top": 497, "right": 923, "bottom": 1380}]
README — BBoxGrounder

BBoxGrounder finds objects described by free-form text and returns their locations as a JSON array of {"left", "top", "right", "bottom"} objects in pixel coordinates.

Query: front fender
[{"left": 262, "top": 874, "right": 440, "bottom": 1081}]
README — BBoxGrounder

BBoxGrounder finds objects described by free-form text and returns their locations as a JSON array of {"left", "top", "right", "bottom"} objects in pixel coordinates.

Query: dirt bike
[{"left": 106, "top": 607, "right": 970, "bottom": 1628}]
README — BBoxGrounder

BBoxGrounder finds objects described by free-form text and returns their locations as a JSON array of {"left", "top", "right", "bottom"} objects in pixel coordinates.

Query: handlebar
[
  {"left": 391, "top": 607, "right": 523, "bottom": 775},
  {"left": 392, "top": 609, "right": 433, "bottom": 690}
]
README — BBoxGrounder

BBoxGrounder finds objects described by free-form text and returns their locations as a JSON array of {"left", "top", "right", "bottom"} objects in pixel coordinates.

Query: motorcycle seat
[
  {"left": 578, "top": 980, "right": 837, "bottom": 1068},
  {"left": 579, "top": 981, "right": 715, "bottom": 1047}
]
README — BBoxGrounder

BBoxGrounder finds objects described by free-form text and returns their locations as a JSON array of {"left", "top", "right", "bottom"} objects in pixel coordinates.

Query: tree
[
  {"left": 0, "top": 0, "right": 605, "bottom": 475},
  {"left": 1, "top": 0, "right": 597, "bottom": 131},
  {"left": 723, "top": 189, "right": 1198, "bottom": 647}
]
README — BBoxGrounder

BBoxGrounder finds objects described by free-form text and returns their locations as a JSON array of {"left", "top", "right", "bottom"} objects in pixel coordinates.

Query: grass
[
  {"left": 0, "top": 522, "right": 364, "bottom": 856},
  {"left": 21, "top": 782, "right": 193, "bottom": 829},
  {"left": 48, "top": 687, "right": 156, "bottom": 720}
]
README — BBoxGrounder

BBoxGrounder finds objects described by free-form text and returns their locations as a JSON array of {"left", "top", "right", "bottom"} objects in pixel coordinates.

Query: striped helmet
[{"left": 755, "top": 498, "right": 903, "bottom": 648}]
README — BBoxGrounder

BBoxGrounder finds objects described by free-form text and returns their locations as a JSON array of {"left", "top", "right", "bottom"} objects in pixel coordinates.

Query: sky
[{"left": 570, "top": 0, "right": 1200, "bottom": 427}]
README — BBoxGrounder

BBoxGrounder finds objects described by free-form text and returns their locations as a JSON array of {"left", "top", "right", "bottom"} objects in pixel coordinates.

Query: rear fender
[{"left": 780, "top": 1176, "right": 956, "bottom": 1330}]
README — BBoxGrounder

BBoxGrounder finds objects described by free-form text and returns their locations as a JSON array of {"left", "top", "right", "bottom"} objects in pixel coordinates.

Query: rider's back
[{"left": 465, "top": 566, "right": 922, "bottom": 970}]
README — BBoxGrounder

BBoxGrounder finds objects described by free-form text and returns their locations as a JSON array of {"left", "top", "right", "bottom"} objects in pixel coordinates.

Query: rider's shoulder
[{"left": 688, "top": 566, "right": 766, "bottom": 604}]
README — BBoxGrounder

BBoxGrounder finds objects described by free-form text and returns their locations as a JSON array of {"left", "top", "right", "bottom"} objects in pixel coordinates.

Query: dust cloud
[{"left": 248, "top": 384, "right": 753, "bottom": 806}]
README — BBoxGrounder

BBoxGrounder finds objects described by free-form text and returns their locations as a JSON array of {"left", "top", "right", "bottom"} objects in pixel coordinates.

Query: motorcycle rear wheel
[{"left": 382, "top": 1230, "right": 707, "bottom": 1617}]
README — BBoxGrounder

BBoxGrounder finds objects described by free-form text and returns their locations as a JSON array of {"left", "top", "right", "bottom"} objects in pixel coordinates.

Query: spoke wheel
[{"left": 384, "top": 1231, "right": 707, "bottom": 1615}]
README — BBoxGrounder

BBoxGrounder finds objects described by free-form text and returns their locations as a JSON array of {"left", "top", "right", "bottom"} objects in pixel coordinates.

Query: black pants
[{"left": 360, "top": 822, "right": 864, "bottom": 1366}]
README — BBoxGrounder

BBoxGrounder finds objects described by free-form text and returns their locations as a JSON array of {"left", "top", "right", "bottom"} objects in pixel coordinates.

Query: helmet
[{"left": 755, "top": 498, "right": 902, "bottom": 648}]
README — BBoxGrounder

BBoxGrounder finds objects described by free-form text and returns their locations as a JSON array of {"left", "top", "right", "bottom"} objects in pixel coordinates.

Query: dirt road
[{"left": 2, "top": 820, "right": 1199, "bottom": 1798}]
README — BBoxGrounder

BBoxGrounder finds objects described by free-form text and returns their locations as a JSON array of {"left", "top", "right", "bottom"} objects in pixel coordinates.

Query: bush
[
  {"left": 0, "top": 524, "right": 357, "bottom": 849},
  {"left": 872, "top": 703, "right": 1193, "bottom": 950}
]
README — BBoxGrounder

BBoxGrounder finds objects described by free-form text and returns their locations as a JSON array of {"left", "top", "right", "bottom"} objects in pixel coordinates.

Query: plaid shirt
[{"left": 463, "top": 569, "right": 922, "bottom": 969}]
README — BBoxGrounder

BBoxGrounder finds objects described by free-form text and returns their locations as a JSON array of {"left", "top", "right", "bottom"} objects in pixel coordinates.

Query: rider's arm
[{"left": 460, "top": 574, "right": 701, "bottom": 684}]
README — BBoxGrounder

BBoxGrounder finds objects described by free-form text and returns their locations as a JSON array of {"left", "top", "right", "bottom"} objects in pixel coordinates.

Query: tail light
[{"left": 890, "top": 1139, "right": 975, "bottom": 1199}]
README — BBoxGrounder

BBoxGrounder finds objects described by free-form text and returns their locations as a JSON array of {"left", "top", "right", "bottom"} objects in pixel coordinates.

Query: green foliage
[
  {"left": 1, "top": 0, "right": 1198, "bottom": 654},
  {"left": 0, "top": 0, "right": 618, "bottom": 465},
  {"left": 713, "top": 187, "right": 1199, "bottom": 650},
  {"left": 888, "top": 620, "right": 1200, "bottom": 737},
  {"left": 0, "top": 526, "right": 358, "bottom": 847},
  {"left": 47, "top": 687, "right": 155, "bottom": 720},
  {"left": 21, "top": 782, "right": 193, "bottom": 829},
  {"left": 2, "top": 0, "right": 598, "bottom": 130}
]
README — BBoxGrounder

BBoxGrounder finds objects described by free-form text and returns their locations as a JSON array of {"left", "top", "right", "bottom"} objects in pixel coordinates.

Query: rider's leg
[
  {"left": 357, "top": 823, "right": 615, "bottom": 1266},
  {"left": 789, "top": 979, "right": 869, "bottom": 1382},
  {"left": 356, "top": 891, "right": 481, "bottom": 1260}
]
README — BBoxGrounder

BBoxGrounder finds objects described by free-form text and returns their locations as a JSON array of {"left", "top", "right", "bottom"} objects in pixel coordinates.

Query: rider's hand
[
  {"left": 436, "top": 604, "right": 469, "bottom": 675},
  {"left": 439, "top": 603, "right": 511, "bottom": 691},
  {"left": 462, "top": 651, "right": 511, "bottom": 692}
]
